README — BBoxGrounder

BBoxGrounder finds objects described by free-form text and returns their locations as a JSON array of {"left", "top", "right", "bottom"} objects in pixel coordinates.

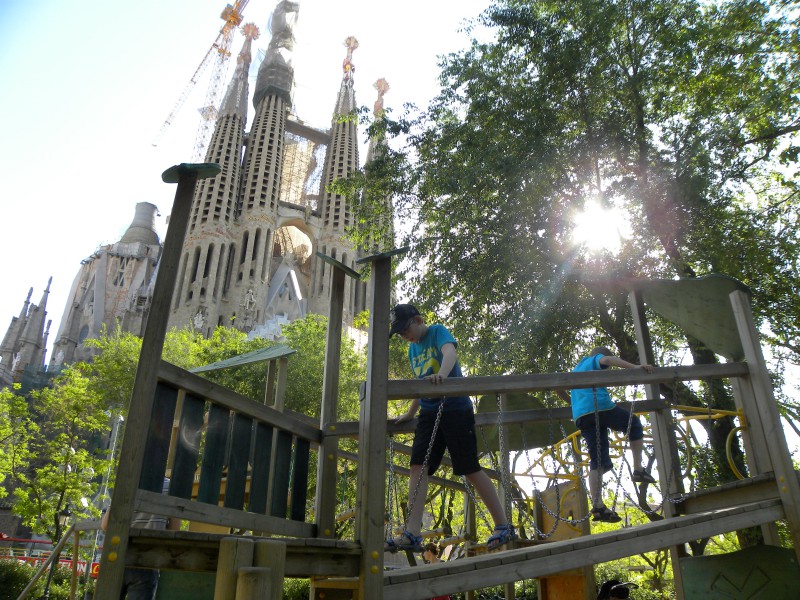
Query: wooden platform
[
  {"left": 383, "top": 499, "right": 784, "bottom": 600},
  {"left": 126, "top": 529, "right": 361, "bottom": 578}
]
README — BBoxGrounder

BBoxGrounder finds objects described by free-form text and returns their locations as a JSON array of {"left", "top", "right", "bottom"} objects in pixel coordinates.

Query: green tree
[
  {"left": 345, "top": 0, "right": 800, "bottom": 550},
  {"left": 0, "top": 384, "right": 35, "bottom": 498},
  {"left": 13, "top": 366, "right": 111, "bottom": 544}
]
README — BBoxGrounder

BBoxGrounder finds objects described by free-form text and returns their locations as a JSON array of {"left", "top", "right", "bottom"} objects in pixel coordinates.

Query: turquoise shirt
[
  {"left": 408, "top": 324, "right": 472, "bottom": 412},
  {"left": 570, "top": 353, "right": 615, "bottom": 421}
]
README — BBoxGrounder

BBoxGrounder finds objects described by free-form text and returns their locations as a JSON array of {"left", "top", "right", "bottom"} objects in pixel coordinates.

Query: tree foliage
[
  {"left": 344, "top": 0, "right": 800, "bottom": 539},
  {"left": 12, "top": 366, "right": 111, "bottom": 543}
]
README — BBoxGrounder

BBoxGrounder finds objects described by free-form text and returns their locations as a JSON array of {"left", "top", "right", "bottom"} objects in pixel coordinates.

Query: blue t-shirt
[
  {"left": 570, "top": 353, "right": 615, "bottom": 421},
  {"left": 408, "top": 324, "right": 472, "bottom": 412}
]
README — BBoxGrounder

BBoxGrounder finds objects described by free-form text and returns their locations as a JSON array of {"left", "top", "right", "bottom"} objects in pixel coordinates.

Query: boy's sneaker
[
  {"left": 632, "top": 469, "right": 656, "bottom": 484},
  {"left": 591, "top": 505, "right": 622, "bottom": 523},
  {"left": 384, "top": 530, "right": 423, "bottom": 553}
]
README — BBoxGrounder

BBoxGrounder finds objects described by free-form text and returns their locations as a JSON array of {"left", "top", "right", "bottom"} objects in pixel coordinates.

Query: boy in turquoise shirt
[
  {"left": 385, "top": 304, "right": 516, "bottom": 551},
  {"left": 572, "top": 347, "right": 656, "bottom": 522}
]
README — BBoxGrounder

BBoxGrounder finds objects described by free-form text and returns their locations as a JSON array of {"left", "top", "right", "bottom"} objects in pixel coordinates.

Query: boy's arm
[
  {"left": 598, "top": 355, "right": 654, "bottom": 373},
  {"left": 427, "top": 342, "right": 457, "bottom": 384},
  {"left": 396, "top": 398, "right": 420, "bottom": 423}
]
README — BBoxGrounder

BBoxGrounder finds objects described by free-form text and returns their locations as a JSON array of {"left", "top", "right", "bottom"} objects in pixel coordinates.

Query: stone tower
[
  {"left": 49, "top": 202, "right": 161, "bottom": 367},
  {"left": 0, "top": 280, "right": 52, "bottom": 387},
  {"left": 168, "top": 1, "right": 373, "bottom": 338},
  {"left": 19, "top": 3, "right": 392, "bottom": 372}
]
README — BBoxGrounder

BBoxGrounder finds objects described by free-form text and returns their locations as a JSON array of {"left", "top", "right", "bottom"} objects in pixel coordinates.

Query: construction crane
[{"left": 151, "top": 1, "right": 250, "bottom": 159}]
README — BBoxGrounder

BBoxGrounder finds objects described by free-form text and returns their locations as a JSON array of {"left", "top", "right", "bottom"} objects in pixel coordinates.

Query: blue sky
[{"left": 0, "top": 0, "right": 490, "bottom": 356}]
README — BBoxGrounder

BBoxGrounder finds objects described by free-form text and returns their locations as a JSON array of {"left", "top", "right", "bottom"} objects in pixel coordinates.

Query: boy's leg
[
  {"left": 464, "top": 470, "right": 506, "bottom": 526},
  {"left": 405, "top": 463, "right": 429, "bottom": 536}
]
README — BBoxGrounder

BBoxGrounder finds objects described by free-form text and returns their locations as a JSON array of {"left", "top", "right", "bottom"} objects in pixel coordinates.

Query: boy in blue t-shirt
[
  {"left": 384, "top": 304, "right": 516, "bottom": 552},
  {"left": 572, "top": 347, "right": 656, "bottom": 523}
]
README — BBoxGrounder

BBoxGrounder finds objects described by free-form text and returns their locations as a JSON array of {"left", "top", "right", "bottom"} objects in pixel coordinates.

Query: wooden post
[
  {"left": 316, "top": 258, "right": 347, "bottom": 538},
  {"left": 70, "top": 529, "right": 80, "bottom": 600},
  {"left": 254, "top": 539, "right": 286, "bottom": 600},
  {"left": 465, "top": 490, "right": 477, "bottom": 600},
  {"left": 498, "top": 394, "right": 514, "bottom": 600},
  {"left": 729, "top": 290, "right": 800, "bottom": 558},
  {"left": 215, "top": 537, "right": 255, "bottom": 600},
  {"left": 629, "top": 291, "right": 687, "bottom": 600},
  {"left": 355, "top": 250, "right": 403, "bottom": 599},
  {"left": 235, "top": 567, "right": 272, "bottom": 599},
  {"left": 95, "top": 163, "right": 220, "bottom": 599},
  {"left": 275, "top": 357, "right": 289, "bottom": 408}
]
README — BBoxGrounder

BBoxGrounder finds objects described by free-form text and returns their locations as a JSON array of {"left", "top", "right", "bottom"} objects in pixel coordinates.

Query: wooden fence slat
[
  {"left": 198, "top": 403, "right": 231, "bottom": 505},
  {"left": 249, "top": 423, "right": 273, "bottom": 514},
  {"left": 225, "top": 413, "right": 253, "bottom": 510},
  {"left": 140, "top": 383, "right": 178, "bottom": 492},
  {"left": 290, "top": 438, "right": 310, "bottom": 522},
  {"left": 270, "top": 431, "right": 293, "bottom": 518},
  {"left": 171, "top": 392, "right": 206, "bottom": 499}
]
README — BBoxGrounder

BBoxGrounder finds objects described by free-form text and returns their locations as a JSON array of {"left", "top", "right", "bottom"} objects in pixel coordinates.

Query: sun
[{"left": 571, "top": 200, "right": 630, "bottom": 254}]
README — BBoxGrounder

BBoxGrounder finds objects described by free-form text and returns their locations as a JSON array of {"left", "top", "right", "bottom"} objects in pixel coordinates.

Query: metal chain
[
  {"left": 406, "top": 397, "right": 446, "bottom": 524},
  {"left": 495, "top": 393, "right": 517, "bottom": 524}
]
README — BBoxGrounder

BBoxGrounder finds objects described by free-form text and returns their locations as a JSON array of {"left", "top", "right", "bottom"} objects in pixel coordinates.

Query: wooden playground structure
[{"left": 46, "top": 163, "right": 800, "bottom": 599}]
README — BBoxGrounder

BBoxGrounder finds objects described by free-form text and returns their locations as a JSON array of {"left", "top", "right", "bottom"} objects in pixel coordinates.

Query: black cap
[
  {"left": 389, "top": 304, "right": 420, "bottom": 336},
  {"left": 598, "top": 580, "right": 639, "bottom": 600}
]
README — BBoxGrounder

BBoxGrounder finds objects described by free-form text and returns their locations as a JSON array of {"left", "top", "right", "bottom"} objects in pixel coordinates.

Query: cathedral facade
[{"left": 0, "top": 1, "right": 392, "bottom": 377}]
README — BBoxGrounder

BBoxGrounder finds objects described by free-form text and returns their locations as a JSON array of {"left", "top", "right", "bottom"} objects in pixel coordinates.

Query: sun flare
[{"left": 571, "top": 200, "right": 630, "bottom": 254}]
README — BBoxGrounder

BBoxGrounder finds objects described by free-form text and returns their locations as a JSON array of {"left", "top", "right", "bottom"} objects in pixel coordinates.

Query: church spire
[
  {"left": 253, "top": 0, "right": 299, "bottom": 108},
  {"left": 334, "top": 36, "right": 359, "bottom": 115},
  {"left": 219, "top": 23, "right": 259, "bottom": 120}
]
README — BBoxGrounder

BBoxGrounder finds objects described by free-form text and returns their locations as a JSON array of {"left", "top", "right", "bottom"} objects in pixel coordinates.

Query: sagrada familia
[{"left": 0, "top": 1, "right": 392, "bottom": 388}]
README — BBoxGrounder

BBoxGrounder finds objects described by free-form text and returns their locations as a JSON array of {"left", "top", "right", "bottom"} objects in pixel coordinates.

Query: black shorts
[{"left": 410, "top": 408, "right": 481, "bottom": 476}]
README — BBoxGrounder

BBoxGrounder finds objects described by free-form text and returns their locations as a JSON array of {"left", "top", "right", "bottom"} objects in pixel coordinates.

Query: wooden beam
[
  {"left": 675, "top": 472, "right": 779, "bottom": 515},
  {"left": 126, "top": 529, "right": 361, "bottom": 577},
  {"left": 356, "top": 253, "right": 394, "bottom": 599},
  {"left": 629, "top": 291, "right": 687, "bottom": 600},
  {"left": 326, "top": 399, "right": 667, "bottom": 438},
  {"left": 96, "top": 163, "right": 217, "bottom": 599},
  {"left": 730, "top": 290, "right": 800, "bottom": 558},
  {"left": 316, "top": 264, "right": 346, "bottom": 538},
  {"left": 384, "top": 363, "right": 748, "bottom": 400},
  {"left": 135, "top": 490, "right": 315, "bottom": 538},
  {"left": 157, "top": 361, "right": 321, "bottom": 442},
  {"left": 383, "top": 500, "right": 784, "bottom": 600}
]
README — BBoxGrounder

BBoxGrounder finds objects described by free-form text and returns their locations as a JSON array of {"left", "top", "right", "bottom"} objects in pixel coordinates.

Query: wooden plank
[
  {"left": 215, "top": 537, "right": 254, "bottom": 600},
  {"left": 316, "top": 265, "right": 345, "bottom": 538},
  {"left": 264, "top": 360, "right": 276, "bottom": 407},
  {"left": 384, "top": 363, "right": 748, "bottom": 400},
  {"left": 248, "top": 423, "right": 273, "bottom": 514},
  {"left": 356, "top": 254, "right": 393, "bottom": 600},
  {"left": 96, "top": 165, "right": 208, "bottom": 599},
  {"left": 140, "top": 382, "right": 178, "bottom": 492},
  {"left": 730, "top": 290, "right": 800, "bottom": 558},
  {"left": 630, "top": 290, "right": 686, "bottom": 600},
  {"left": 270, "top": 431, "right": 293, "bottom": 518},
  {"left": 327, "top": 399, "right": 667, "bottom": 438},
  {"left": 253, "top": 539, "right": 285, "bottom": 600},
  {"left": 171, "top": 393, "right": 206, "bottom": 499},
  {"left": 126, "top": 529, "right": 361, "bottom": 577},
  {"left": 290, "top": 438, "right": 310, "bottom": 521},
  {"left": 224, "top": 413, "right": 252, "bottom": 510},
  {"left": 158, "top": 361, "right": 321, "bottom": 442},
  {"left": 675, "top": 473, "right": 779, "bottom": 515},
  {"left": 384, "top": 501, "right": 784, "bottom": 599},
  {"left": 197, "top": 403, "right": 230, "bottom": 505},
  {"left": 135, "top": 490, "right": 315, "bottom": 538}
]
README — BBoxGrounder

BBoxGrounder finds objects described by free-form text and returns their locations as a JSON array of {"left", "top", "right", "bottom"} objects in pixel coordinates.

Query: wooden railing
[{"left": 135, "top": 360, "right": 322, "bottom": 539}]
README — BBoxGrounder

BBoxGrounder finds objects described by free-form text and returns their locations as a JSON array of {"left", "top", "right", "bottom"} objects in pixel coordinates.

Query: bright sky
[{"left": 0, "top": 0, "right": 491, "bottom": 357}]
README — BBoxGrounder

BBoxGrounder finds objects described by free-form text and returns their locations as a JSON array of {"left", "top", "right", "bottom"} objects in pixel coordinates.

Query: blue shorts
[
  {"left": 576, "top": 406, "right": 643, "bottom": 471},
  {"left": 411, "top": 408, "right": 482, "bottom": 476}
]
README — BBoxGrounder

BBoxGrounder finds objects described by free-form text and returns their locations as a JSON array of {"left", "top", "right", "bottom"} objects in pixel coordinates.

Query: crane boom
[{"left": 151, "top": 1, "right": 250, "bottom": 150}]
